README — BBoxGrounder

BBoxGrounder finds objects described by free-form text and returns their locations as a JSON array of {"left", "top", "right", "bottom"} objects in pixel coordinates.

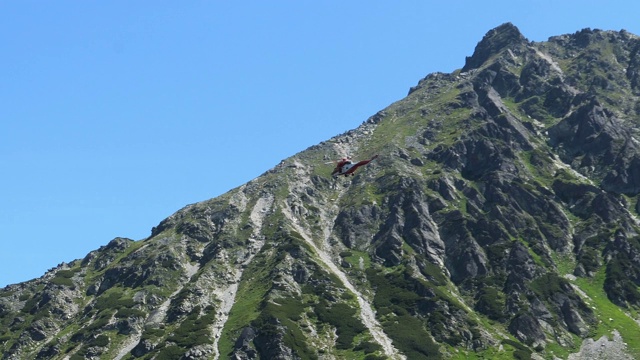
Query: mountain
[{"left": 3, "top": 23, "right": 640, "bottom": 360}]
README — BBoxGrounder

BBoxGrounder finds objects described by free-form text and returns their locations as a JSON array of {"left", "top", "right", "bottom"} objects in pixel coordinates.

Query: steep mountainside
[{"left": 3, "top": 23, "right": 640, "bottom": 360}]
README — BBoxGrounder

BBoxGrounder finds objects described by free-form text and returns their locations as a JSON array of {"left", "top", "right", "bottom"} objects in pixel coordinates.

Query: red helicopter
[{"left": 331, "top": 155, "right": 379, "bottom": 177}]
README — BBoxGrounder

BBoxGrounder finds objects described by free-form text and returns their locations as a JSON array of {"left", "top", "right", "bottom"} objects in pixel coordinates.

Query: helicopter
[{"left": 330, "top": 154, "right": 379, "bottom": 177}]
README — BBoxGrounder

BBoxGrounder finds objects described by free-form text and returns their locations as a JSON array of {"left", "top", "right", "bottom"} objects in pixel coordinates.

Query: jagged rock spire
[{"left": 462, "top": 22, "right": 528, "bottom": 71}]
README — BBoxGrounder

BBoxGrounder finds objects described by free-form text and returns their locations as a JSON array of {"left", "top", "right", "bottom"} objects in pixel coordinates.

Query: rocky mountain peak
[{"left": 462, "top": 22, "right": 528, "bottom": 71}]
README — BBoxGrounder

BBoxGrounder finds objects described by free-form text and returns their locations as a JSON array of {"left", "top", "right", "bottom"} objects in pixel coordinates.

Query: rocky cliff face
[{"left": 3, "top": 23, "right": 640, "bottom": 360}]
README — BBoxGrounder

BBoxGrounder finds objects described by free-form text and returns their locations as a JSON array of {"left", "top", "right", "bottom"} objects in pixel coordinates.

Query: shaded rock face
[
  {"left": 232, "top": 327, "right": 258, "bottom": 359},
  {"left": 252, "top": 318, "right": 296, "bottom": 360},
  {"left": 334, "top": 204, "right": 382, "bottom": 249},
  {"left": 371, "top": 178, "right": 446, "bottom": 267},
  {"left": 548, "top": 101, "right": 640, "bottom": 195},
  {"left": 131, "top": 339, "right": 154, "bottom": 357},
  {"left": 509, "top": 314, "right": 546, "bottom": 346},
  {"left": 604, "top": 234, "right": 640, "bottom": 307},
  {"left": 3, "top": 23, "right": 640, "bottom": 360}
]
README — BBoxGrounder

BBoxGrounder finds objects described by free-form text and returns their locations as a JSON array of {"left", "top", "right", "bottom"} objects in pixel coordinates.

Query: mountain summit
[
  {"left": 3, "top": 23, "right": 640, "bottom": 360},
  {"left": 462, "top": 22, "right": 528, "bottom": 71}
]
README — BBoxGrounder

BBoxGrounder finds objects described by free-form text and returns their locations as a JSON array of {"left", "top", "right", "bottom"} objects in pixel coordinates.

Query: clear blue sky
[{"left": 2, "top": 1, "right": 639, "bottom": 287}]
